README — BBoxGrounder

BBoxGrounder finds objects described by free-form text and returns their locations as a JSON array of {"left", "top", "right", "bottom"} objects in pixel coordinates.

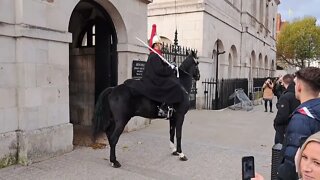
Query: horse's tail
[{"left": 92, "top": 87, "right": 114, "bottom": 139}]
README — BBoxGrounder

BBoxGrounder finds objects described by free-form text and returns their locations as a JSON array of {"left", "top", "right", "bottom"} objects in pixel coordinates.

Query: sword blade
[{"left": 136, "top": 37, "right": 179, "bottom": 77}]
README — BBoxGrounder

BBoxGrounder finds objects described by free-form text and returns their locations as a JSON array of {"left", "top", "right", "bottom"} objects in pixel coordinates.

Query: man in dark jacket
[
  {"left": 277, "top": 67, "right": 320, "bottom": 180},
  {"left": 273, "top": 74, "right": 300, "bottom": 144},
  {"left": 273, "top": 76, "right": 285, "bottom": 102}
]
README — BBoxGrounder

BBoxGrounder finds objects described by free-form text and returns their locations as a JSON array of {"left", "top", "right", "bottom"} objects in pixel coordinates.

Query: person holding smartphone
[
  {"left": 252, "top": 131, "right": 320, "bottom": 180},
  {"left": 262, "top": 78, "right": 274, "bottom": 113}
]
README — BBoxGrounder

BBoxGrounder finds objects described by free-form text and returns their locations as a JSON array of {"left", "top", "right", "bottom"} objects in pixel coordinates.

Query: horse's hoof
[
  {"left": 179, "top": 155, "right": 188, "bottom": 161},
  {"left": 111, "top": 161, "right": 121, "bottom": 168},
  {"left": 172, "top": 151, "right": 179, "bottom": 156}
]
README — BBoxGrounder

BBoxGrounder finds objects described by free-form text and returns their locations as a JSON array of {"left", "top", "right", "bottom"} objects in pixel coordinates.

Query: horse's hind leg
[
  {"left": 169, "top": 118, "right": 178, "bottom": 155},
  {"left": 108, "top": 121, "right": 127, "bottom": 168}
]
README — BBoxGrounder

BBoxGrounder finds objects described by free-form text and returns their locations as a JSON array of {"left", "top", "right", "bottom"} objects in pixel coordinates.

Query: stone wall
[
  {"left": 0, "top": 0, "right": 152, "bottom": 167},
  {"left": 0, "top": 0, "right": 74, "bottom": 166}
]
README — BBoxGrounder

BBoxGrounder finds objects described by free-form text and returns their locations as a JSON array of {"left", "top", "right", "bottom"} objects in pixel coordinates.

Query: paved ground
[{"left": 0, "top": 104, "right": 276, "bottom": 180}]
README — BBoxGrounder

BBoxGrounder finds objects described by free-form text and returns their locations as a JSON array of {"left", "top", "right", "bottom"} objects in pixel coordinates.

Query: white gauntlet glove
[{"left": 170, "top": 64, "right": 176, "bottom": 69}]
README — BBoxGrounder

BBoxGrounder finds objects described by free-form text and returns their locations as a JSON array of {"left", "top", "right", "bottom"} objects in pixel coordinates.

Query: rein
[{"left": 179, "top": 67, "right": 193, "bottom": 77}]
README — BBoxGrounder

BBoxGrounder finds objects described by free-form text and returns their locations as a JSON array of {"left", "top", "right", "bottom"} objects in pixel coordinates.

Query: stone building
[
  {"left": 0, "top": 0, "right": 151, "bottom": 167},
  {"left": 148, "top": 0, "right": 280, "bottom": 108}
]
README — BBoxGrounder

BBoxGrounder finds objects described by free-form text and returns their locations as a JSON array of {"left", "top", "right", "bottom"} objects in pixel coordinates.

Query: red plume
[{"left": 149, "top": 24, "right": 157, "bottom": 50}]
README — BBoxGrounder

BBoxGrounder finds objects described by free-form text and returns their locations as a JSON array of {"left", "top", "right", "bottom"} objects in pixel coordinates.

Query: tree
[{"left": 277, "top": 17, "right": 320, "bottom": 68}]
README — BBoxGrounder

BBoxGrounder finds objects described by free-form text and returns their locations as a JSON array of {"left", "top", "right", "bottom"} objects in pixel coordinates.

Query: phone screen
[{"left": 242, "top": 156, "right": 255, "bottom": 180}]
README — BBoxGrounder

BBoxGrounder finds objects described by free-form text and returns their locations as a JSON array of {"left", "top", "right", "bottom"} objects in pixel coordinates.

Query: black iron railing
[{"left": 202, "top": 78, "right": 248, "bottom": 110}]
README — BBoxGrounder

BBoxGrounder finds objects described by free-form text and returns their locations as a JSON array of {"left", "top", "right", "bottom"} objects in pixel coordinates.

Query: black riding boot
[{"left": 158, "top": 103, "right": 174, "bottom": 119}]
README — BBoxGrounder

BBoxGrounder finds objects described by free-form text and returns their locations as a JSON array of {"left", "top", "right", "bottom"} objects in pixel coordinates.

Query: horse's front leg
[
  {"left": 175, "top": 114, "right": 188, "bottom": 161},
  {"left": 169, "top": 118, "right": 178, "bottom": 155}
]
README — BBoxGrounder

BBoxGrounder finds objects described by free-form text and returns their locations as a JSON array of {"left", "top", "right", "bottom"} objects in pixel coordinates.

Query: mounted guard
[
  {"left": 92, "top": 34, "right": 200, "bottom": 168},
  {"left": 127, "top": 35, "right": 186, "bottom": 118}
]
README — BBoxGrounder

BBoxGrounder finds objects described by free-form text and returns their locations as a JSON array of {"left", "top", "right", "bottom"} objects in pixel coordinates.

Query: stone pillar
[{"left": 0, "top": 0, "right": 74, "bottom": 166}]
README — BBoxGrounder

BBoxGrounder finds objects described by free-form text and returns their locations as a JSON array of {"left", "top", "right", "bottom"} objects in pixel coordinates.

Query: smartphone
[{"left": 242, "top": 156, "right": 255, "bottom": 180}]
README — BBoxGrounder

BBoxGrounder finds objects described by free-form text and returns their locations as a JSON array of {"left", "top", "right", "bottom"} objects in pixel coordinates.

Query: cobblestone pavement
[{"left": 0, "top": 104, "right": 276, "bottom": 180}]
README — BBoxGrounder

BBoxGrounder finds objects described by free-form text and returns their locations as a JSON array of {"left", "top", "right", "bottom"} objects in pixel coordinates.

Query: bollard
[{"left": 271, "top": 143, "right": 282, "bottom": 180}]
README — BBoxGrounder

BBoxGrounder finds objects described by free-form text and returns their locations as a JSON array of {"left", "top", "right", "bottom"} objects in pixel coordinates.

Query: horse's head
[
  {"left": 188, "top": 50, "right": 200, "bottom": 81},
  {"left": 181, "top": 50, "right": 200, "bottom": 81},
  {"left": 190, "top": 49, "right": 199, "bottom": 60}
]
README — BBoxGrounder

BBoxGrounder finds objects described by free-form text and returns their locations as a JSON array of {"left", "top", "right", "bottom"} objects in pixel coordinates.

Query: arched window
[
  {"left": 258, "top": 53, "right": 263, "bottom": 77},
  {"left": 80, "top": 24, "right": 96, "bottom": 47},
  {"left": 251, "top": 51, "right": 256, "bottom": 78},
  {"left": 228, "top": 53, "right": 232, "bottom": 78},
  {"left": 264, "top": 56, "right": 268, "bottom": 77}
]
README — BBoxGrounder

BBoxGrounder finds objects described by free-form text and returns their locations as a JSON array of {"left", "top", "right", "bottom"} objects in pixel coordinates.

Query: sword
[{"left": 136, "top": 37, "right": 179, "bottom": 78}]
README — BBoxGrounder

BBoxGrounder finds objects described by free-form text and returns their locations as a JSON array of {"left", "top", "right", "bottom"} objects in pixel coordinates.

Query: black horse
[{"left": 93, "top": 52, "right": 200, "bottom": 168}]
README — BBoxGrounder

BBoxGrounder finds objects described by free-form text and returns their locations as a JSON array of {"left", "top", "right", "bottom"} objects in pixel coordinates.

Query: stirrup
[{"left": 157, "top": 106, "right": 167, "bottom": 118}]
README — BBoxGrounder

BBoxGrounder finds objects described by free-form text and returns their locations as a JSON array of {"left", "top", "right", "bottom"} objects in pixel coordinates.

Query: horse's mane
[
  {"left": 179, "top": 54, "right": 194, "bottom": 71},
  {"left": 178, "top": 54, "right": 195, "bottom": 94}
]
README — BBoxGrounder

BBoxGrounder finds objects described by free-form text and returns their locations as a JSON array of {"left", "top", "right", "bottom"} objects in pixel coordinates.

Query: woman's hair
[{"left": 296, "top": 132, "right": 320, "bottom": 178}]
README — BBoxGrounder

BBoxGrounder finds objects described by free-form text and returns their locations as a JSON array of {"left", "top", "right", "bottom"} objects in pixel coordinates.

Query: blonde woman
[
  {"left": 253, "top": 131, "right": 320, "bottom": 180},
  {"left": 295, "top": 131, "right": 320, "bottom": 180}
]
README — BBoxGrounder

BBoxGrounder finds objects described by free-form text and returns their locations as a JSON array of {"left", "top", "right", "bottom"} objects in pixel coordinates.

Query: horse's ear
[
  {"left": 186, "top": 50, "right": 190, "bottom": 56},
  {"left": 192, "top": 50, "right": 199, "bottom": 59}
]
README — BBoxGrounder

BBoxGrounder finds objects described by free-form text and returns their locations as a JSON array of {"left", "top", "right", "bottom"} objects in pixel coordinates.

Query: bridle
[{"left": 179, "top": 56, "right": 199, "bottom": 79}]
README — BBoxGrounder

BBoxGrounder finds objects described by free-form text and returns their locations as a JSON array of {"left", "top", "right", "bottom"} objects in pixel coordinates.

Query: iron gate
[
  {"left": 162, "top": 43, "right": 198, "bottom": 109},
  {"left": 202, "top": 78, "right": 248, "bottom": 110}
]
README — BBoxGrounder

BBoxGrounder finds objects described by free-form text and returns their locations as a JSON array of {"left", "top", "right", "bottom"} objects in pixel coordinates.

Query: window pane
[{"left": 82, "top": 33, "right": 88, "bottom": 46}]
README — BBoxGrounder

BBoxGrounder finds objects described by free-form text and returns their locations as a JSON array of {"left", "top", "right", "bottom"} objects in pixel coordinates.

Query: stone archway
[
  {"left": 213, "top": 39, "right": 225, "bottom": 78},
  {"left": 68, "top": 0, "right": 118, "bottom": 146},
  {"left": 258, "top": 53, "right": 263, "bottom": 77}
]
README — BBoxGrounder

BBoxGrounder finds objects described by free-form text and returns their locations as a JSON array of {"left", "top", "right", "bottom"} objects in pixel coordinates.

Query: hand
[
  {"left": 251, "top": 173, "right": 264, "bottom": 180},
  {"left": 170, "top": 64, "right": 177, "bottom": 70}
]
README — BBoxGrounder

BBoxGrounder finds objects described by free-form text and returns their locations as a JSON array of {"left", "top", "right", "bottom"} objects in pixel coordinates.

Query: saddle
[{"left": 124, "top": 79, "right": 174, "bottom": 119}]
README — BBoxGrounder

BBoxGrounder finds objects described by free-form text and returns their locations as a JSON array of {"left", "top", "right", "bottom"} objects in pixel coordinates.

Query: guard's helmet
[{"left": 152, "top": 35, "right": 161, "bottom": 46}]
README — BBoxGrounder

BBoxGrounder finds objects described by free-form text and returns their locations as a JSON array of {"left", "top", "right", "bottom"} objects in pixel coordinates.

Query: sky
[{"left": 278, "top": 0, "right": 320, "bottom": 25}]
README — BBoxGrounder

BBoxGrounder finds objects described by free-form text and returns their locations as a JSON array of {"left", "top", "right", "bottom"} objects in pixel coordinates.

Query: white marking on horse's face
[{"left": 193, "top": 57, "right": 198, "bottom": 64}]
